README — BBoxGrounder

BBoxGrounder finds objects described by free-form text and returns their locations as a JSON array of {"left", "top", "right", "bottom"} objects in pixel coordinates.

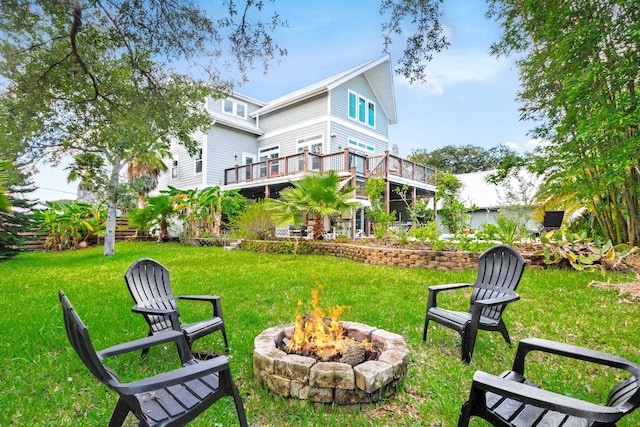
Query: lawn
[{"left": 1, "top": 242, "right": 638, "bottom": 426}]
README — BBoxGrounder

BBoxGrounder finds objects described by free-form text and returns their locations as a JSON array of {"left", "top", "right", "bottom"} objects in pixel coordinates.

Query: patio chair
[
  {"left": 458, "top": 337, "right": 640, "bottom": 426},
  {"left": 125, "top": 258, "right": 229, "bottom": 357},
  {"left": 422, "top": 244, "right": 526, "bottom": 364},
  {"left": 59, "top": 291, "right": 248, "bottom": 427}
]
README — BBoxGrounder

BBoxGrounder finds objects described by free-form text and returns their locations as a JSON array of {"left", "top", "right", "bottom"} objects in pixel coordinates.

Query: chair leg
[
  {"left": 108, "top": 398, "right": 130, "bottom": 427},
  {"left": 140, "top": 330, "right": 153, "bottom": 358},
  {"left": 232, "top": 384, "right": 248, "bottom": 427},
  {"left": 497, "top": 320, "right": 512, "bottom": 347},
  {"left": 461, "top": 322, "right": 478, "bottom": 364},
  {"left": 457, "top": 401, "right": 472, "bottom": 427},
  {"left": 422, "top": 317, "right": 430, "bottom": 341},
  {"left": 221, "top": 326, "right": 230, "bottom": 353}
]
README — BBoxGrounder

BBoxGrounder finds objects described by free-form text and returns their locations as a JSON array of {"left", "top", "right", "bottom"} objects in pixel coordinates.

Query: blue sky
[{"left": 32, "top": 0, "right": 537, "bottom": 202}]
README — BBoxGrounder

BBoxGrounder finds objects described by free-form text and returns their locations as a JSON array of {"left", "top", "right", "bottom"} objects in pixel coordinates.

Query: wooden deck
[{"left": 224, "top": 149, "right": 436, "bottom": 190}]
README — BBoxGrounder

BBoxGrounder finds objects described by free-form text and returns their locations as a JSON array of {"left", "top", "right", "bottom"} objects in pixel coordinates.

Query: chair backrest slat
[
  {"left": 469, "top": 245, "right": 525, "bottom": 321},
  {"left": 125, "top": 258, "right": 177, "bottom": 333}
]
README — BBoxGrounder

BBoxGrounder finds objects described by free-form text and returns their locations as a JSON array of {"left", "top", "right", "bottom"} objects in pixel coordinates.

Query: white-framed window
[
  {"left": 222, "top": 98, "right": 247, "bottom": 119},
  {"left": 348, "top": 139, "right": 375, "bottom": 155},
  {"left": 242, "top": 152, "right": 255, "bottom": 180},
  {"left": 347, "top": 90, "right": 375, "bottom": 128},
  {"left": 194, "top": 148, "right": 203, "bottom": 174},
  {"left": 171, "top": 158, "right": 179, "bottom": 179},
  {"left": 259, "top": 146, "right": 280, "bottom": 177},
  {"left": 297, "top": 134, "right": 323, "bottom": 170}
]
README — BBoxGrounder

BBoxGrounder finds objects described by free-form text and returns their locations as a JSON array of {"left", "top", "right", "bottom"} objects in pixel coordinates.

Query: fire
[{"left": 285, "top": 283, "right": 371, "bottom": 360}]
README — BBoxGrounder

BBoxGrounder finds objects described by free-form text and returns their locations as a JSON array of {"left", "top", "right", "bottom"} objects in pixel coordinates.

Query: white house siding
[
  {"left": 258, "top": 122, "right": 328, "bottom": 158},
  {"left": 258, "top": 94, "right": 328, "bottom": 149},
  {"left": 156, "top": 132, "right": 207, "bottom": 193},
  {"left": 206, "top": 125, "right": 259, "bottom": 187}
]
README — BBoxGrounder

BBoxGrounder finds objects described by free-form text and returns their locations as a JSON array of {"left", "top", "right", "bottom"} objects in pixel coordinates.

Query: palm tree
[
  {"left": 127, "top": 152, "right": 168, "bottom": 208},
  {"left": 265, "top": 171, "right": 360, "bottom": 239},
  {"left": 65, "top": 153, "right": 105, "bottom": 201}
]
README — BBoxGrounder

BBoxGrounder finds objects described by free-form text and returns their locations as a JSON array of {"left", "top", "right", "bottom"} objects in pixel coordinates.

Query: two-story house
[{"left": 156, "top": 55, "right": 436, "bottom": 236}]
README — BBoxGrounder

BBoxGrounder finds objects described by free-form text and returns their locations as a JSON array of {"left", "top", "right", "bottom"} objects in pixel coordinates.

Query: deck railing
[{"left": 224, "top": 149, "right": 436, "bottom": 187}]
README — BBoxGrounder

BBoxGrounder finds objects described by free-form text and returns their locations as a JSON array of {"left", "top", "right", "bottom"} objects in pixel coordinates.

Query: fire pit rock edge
[{"left": 253, "top": 322, "right": 410, "bottom": 404}]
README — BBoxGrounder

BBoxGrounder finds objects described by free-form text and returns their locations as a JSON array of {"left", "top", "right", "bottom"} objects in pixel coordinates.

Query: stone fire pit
[{"left": 253, "top": 322, "right": 410, "bottom": 404}]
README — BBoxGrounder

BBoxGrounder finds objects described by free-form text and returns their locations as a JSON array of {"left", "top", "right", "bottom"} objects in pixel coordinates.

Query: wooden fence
[{"left": 19, "top": 218, "right": 138, "bottom": 251}]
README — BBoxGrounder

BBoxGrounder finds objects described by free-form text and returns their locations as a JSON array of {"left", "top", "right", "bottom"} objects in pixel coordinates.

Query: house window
[
  {"left": 297, "top": 134, "right": 323, "bottom": 170},
  {"left": 222, "top": 98, "right": 247, "bottom": 119},
  {"left": 259, "top": 146, "right": 280, "bottom": 177},
  {"left": 367, "top": 101, "right": 375, "bottom": 127},
  {"left": 348, "top": 139, "right": 375, "bottom": 155},
  {"left": 171, "top": 159, "right": 178, "bottom": 179},
  {"left": 348, "top": 91, "right": 357, "bottom": 120},
  {"left": 194, "top": 148, "right": 203, "bottom": 174},
  {"left": 347, "top": 90, "right": 375, "bottom": 128}
]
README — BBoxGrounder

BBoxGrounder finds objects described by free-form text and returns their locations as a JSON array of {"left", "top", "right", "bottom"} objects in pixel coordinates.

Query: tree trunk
[{"left": 103, "top": 161, "right": 121, "bottom": 257}]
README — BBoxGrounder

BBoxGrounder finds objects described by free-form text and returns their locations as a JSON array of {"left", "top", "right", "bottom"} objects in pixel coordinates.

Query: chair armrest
[
  {"left": 429, "top": 283, "right": 472, "bottom": 292},
  {"left": 513, "top": 337, "right": 640, "bottom": 376},
  {"left": 470, "top": 371, "right": 625, "bottom": 424},
  {"left": 176, "top": 295, "right": 224, "bottom": 319},
  {"left": 475, "top": 293, "right": 520, "bottom": 307},
  {"left": 98, "top": 331, "right": 189, "bottom": 360},
  {"left": 131, "top": 305, "right": 181, "bottom": 331},
  {"left": 427, "top": 283, "right": 472, "bottom": 309},
  {"left": 112, "top": 355, "right": 231, "bottom": 395}
]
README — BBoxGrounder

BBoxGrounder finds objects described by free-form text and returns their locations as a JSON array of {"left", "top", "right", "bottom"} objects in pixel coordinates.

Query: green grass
[{"left": 0, "top": 242, "right": 638, "bottom": 426}]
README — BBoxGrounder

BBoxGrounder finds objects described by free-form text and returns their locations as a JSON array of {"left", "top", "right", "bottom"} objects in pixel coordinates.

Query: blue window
[
  {"left": 358, "top": 97, "right": 366, "bottom": 123},
  {"left": 367, "top": 101, "right": 375, "bottom": 127},
  {"left": 348, "top": 91, "right": 357, "bottom": 119},
  {"left": 347, "top": 90, "right": 376, "bottom": 128}
]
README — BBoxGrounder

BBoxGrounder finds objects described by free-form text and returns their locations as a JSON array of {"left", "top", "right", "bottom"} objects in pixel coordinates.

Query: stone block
[
  {"left": 334, "top": 388, "right": 373, "bottom": 405},
  {"left": 308, "top": 386, "right": 334, "bottom": 403},
  {"left": 309, "top": 362, "right": 355, "bottom": 389},
  {"left": 274, "top": 354, "right": 316, "bottom": 382},
  {"left": 262, "top": 373, "right": 291, "bottom": 397},
  {"left": 290, "top": 381, "right": 311, "bottom": 400},
  {"left": 353, "top": 361, "right": 394, "bottom": 393},
  {"left": 253, "top": 347, "right": 286, "bottom": 376},
  {"left": 378, "top": 350, "right": 410, "bottom": 378},
  {"left": 344, "top": 322, "right": 377, "bottom": 342},
  {"left": 372, "top": 329, "right": 404, "bottom": 345}
]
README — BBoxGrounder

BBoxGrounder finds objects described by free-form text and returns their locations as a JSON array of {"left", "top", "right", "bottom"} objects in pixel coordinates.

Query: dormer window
[
  {"left": 223, "top": 98, "right": 247, "bottom": 119},
  {"left": 348, "top": 90, "right": 375, "bottom": 128}
]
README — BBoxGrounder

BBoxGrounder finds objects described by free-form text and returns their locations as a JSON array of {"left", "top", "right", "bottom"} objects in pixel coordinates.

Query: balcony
[{"left": 224, "top": 149, "right": 436, "bottom": 190}]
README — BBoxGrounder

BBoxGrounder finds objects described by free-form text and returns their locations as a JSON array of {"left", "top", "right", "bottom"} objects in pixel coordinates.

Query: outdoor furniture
[
  {"left": 125, "top": 258, "right": 229, "bottom": 357},
  {"left": 458, "top": 337, "right": 640, "bottom": 426},
  {"left": 59, "top": 291, "right": 248, "bottom": 427},
  {"left": 423, "top": 244, "right": 526, "bottom": 364}
]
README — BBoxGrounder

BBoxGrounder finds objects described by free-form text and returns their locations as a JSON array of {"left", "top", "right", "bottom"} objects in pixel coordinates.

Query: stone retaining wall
[{"left": 240, "top": 240, "right": 546, "bottom": 271}]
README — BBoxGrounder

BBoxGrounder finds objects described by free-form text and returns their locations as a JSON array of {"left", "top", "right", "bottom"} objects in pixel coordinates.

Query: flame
[{"left": 285, "top": 283, "right": 371, "bottom": 360}]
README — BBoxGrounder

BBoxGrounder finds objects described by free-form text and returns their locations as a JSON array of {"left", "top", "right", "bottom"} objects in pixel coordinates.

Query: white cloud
[
  {"left": 398, "top": 48, "right": 507, "bottom": 95},
  {"left": 504, "top": 141, "right": 519, "bottom": 151},
  {"left": 526, "top": 138, "right": 550, "bottom": 149}
]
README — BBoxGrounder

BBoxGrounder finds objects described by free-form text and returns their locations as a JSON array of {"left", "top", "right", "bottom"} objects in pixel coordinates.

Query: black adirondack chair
[
  {"left": 125, "top": 258, "right": 229, "bottom": 357},
  {"left": 422, "top": 244, "right": 526, "bottom": 364},
  {"left": 59, "top": 291, "right": 248, "bottom": 427},
  {"left": 458, "top": 337, "right": 640, "bottom": 426}
]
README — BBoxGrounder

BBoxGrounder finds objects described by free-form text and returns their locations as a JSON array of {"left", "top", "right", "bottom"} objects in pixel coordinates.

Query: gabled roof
[{"left": 251, "top": 55, "right": 398, "bottom": 124}]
